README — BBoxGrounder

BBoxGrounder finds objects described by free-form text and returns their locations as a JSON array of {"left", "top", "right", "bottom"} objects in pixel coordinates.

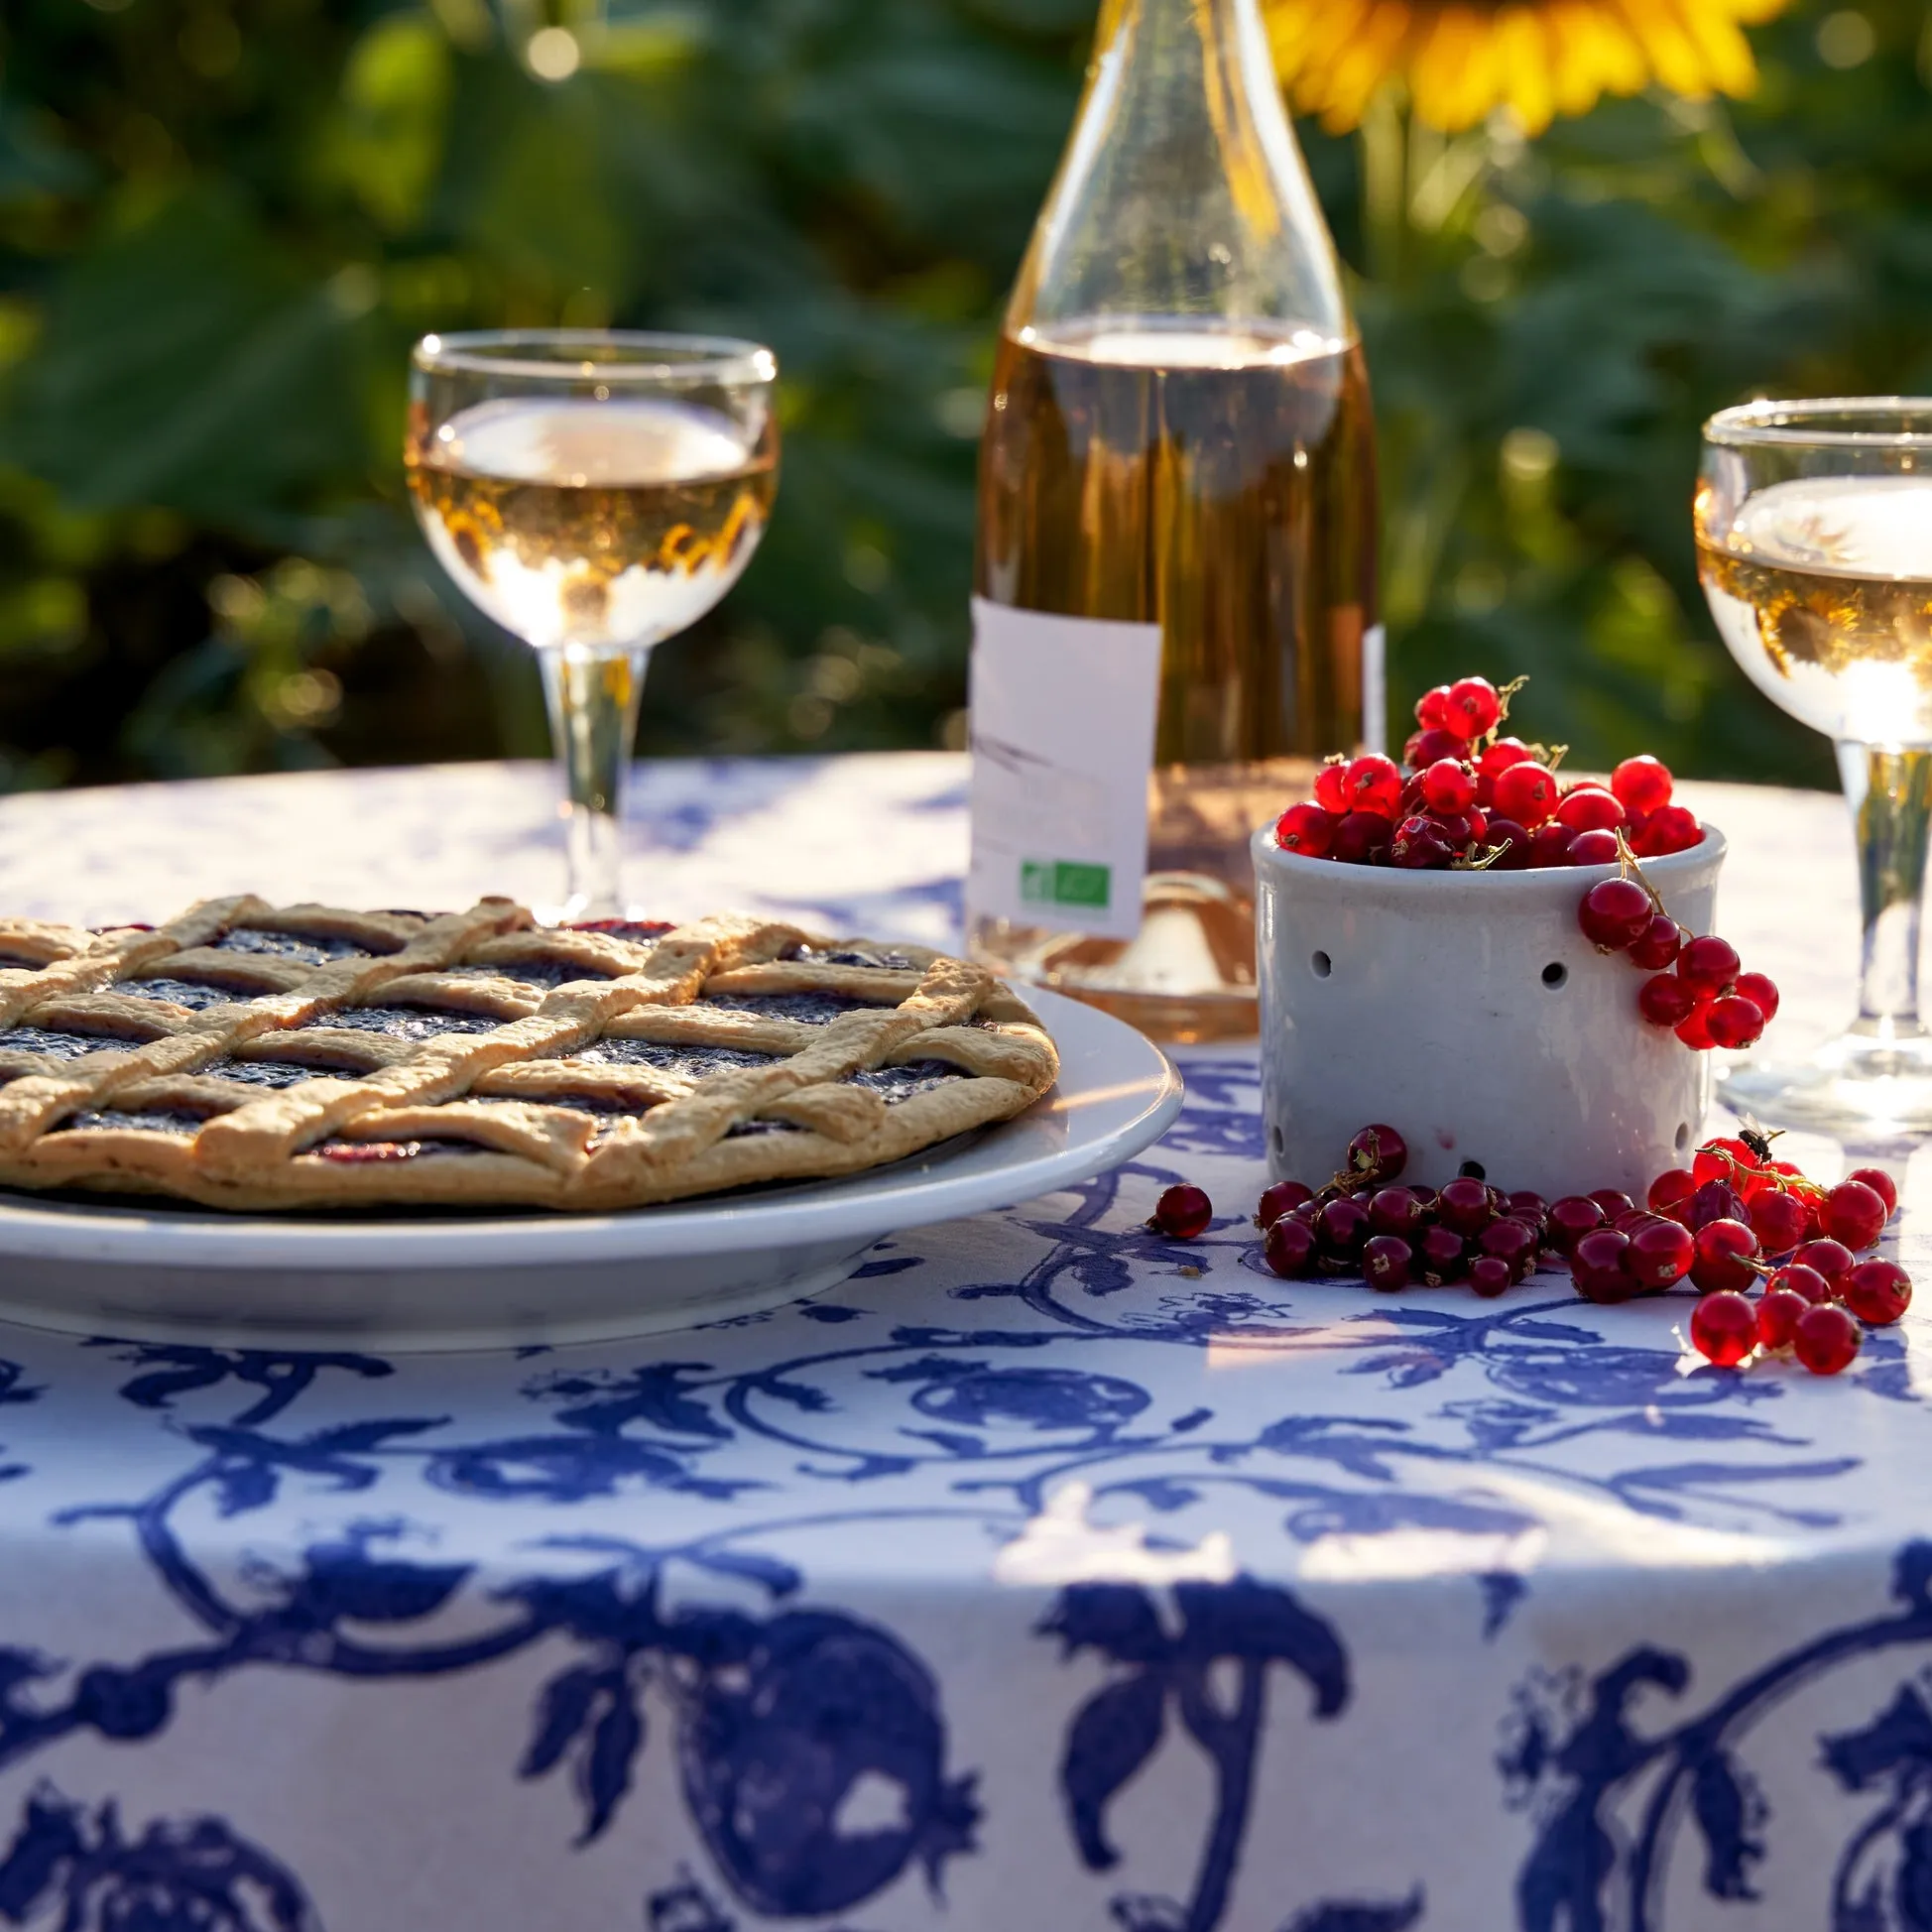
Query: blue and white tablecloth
[{"left": 0, "top": 753, "right": 1922, "bottom": 1932}]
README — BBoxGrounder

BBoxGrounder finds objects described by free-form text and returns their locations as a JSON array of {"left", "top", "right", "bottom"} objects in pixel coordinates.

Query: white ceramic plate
[{"left": 0, "top": 987, "right": 1182, "bottom": 1351}]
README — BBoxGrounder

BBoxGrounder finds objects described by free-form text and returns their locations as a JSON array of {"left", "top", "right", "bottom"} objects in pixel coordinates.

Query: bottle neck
[{"left": 1009, "top": 0, "right": 1350, "bottom": 343}]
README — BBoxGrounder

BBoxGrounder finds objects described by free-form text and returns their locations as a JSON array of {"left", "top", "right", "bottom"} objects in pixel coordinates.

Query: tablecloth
[{"left": 0, "top": 755, "right": 1922, "bottom": 1932}]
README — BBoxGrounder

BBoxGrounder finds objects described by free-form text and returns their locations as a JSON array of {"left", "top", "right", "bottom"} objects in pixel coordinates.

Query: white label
[
  {"left": 967, "top": 598, "right": 1162, "bottom": 942},
  {"left": 1362, "top": 622, "right": 1387, "bottom": 754}
]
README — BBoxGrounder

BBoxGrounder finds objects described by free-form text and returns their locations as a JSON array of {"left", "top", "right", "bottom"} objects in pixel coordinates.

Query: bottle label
[
  {"left": 1362, "top": 622, "right": 1387, "bottom": 754},
  {"left": 967, "top": 597, "right": 1162, "bottom": 942}
]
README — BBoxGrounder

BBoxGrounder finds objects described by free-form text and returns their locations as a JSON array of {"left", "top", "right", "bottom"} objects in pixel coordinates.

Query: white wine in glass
[
  {"left": 1696, "top": 399, "right": 1932, "bottom": 1134},
  {"left": 407, "top": 332, "right": 779, "bottom": 920}
]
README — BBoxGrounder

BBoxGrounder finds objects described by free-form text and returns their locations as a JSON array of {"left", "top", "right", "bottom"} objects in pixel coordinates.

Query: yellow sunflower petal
[{"left": 1497, "top": 8, "right": 1557, "bottom": 133}]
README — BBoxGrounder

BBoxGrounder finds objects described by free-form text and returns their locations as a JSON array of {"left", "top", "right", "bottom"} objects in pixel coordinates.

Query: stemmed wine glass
[
  {"left": 406, "top": 330, "right": 779, "bottom": 920},
  {"left": 1696, "top": 398, "right": 1932, "bottom": 1133}
]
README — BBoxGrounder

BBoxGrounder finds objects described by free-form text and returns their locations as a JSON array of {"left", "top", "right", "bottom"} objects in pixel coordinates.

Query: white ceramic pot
[{"left": 1253, "top": 825, "right": 1728, "bottom": 1201}]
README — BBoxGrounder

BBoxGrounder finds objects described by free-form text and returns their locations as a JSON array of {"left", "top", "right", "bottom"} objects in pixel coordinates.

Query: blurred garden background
[{"left": 1, "top": 0, "right": 1928, "bottom": 794}]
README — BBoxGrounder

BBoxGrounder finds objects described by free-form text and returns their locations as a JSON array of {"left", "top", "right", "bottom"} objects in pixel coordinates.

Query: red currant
[
  {"left": 1416, "top": 685, "right": 1453, "bottom": 728},
  {"left": 1313, "top": 763, "right": 1350, "bottom": 814},
  {"left": 1820, "top": 1179, "right": 1887, "bottom": 1252},
  {"left": 1756, "top": 1286, "right": 1811, "bottom": 1352},
  {"left": 1316, "top": 1196, "right": 1373, "bottom": 1260},
  {"left": 1690, "top": 1290, "right": 1757, "bottom": 1367},
  {"left": 1555, "top": 786, "right": 1626, "bottom": 833},
  {"left": 1647, "top": 1168, "right": 1697, "bottom": 1219},
  {"left": 1275, "top": 802, "right": 1338, "bottom": 857},
  {"left": 1793, "top": 1238, "right": 1856, "bottom": 1293},
  {"left": 1572, "top": 1228, "right": 1639, "bottom": 1302},
  {"left": 1416, "top": 1224, "right": 1468, "bottom": 1283},
  {"left": 1479, "top": 737, "right": 1535, "bottom": 779},
  {"left": 1611, "top": 755, "right": 1673, "bottom": 816},
  {"left": 1368, "top": 1185, "right": 1425, "bottom": 1239},
  {"left": 1578, "top": 878, "right": 1654, "bottom": 951},
  {"left": 1344, "top": 753, "right": 1404, "bottom": 818},
  {"left": 1638, "top": 975, "right": 1699, "bottom": 1026},
  {"left": 1469, "top": 1254, "right": 1513, "bottom": 1297},
  {"left": 1793, "top": 1302, "right": 1862, "bottom": 1376},
  {"left": 1346, "top": 1124, "right": 1409, "bottom": 1186},
  {"left": 1692, "top": 1138, "right": 1756, "bottom": 1183},
  {"left": 1528, "top": 823, "right": 1577, "bottom": 867},
  {"left": 1391, "top": 816, "right": 1456, "bottom": 868},
  {"left": 1148, "top": 1184, "right": 1212, "bottom": 1238},
  {"left": 1625, "top": 1218, "right": 1694, "bottom": 1288},
  {"left": 1493, "top": 763, "right": 1560, "bottom": 828},
  {"left": 1435, "top": 1176, "right": 1494, "bottom": 1237},
  {"left": 1746, "top": 1187, "right": 1807, "bottom": 1256},
  {"left": 1479, "top": 1217, "right": 1540, "bottom": 1275},
  {"left": 1506, "top": 1190, "right": 1549, "bottom": 1232},
  {"left": 1481, "top": 818, "right": 1531, "bottom": 868},
  {"left": 1362, "top": 1234, "right": 1413, "bottom": 1292},
  {"left": 1331, "top": 811, "right": 1393, "bottom": 864},
  {"left": 1404, "top": 728, "right": 1474, "bottom": 771},
  {"left": 1690, "top": 1217, "right": 1759, "bottom": 1293},
  {"left": 1845, "top": 1166, "right": 1898, "bottom": 1218},
  {"left": 1628, "top": 914, "right": 1683, "bottom": 971},
  {"left": 1547, "top": 1195, "right": 1607, "bottom": 1254},
  {"left": 1420, "top": 759, "right": 1476, "bottom": 814},
  {"left": 1567, "top": 829, "right": 1622, "bottom": 866},
  {"left": 1842, "top": 1259, "right": 1912, "bottom": 1325},
  {"left": 1264, "top": 1217, "right": 1317, "bottom": 1278},
  {"left": 1444, "top": 676, "right": 1503, "bottom": 739},
  {"left": 1732, "top": 971, "right": 1780, "bottom": 1024},
  {"left": 1256, "top": 1180, "right": 1315, "bottom": 1230},
  {"left": 1634, "top": 804, "right": 1703, "bottom": 856},
  {"left": 1674, "top": 1004, "right": 1717, "bottom": 1050},
  {"left": 1765, "top": 1262, "right": 1833, "bottom": 1305},
  {"left": 1705, "top": 995, "right": 1766, "bottom": 1049},
  {"left": 1588, "top": 1188, "right": 1636, "bottom": 1220},
  {"left": 1675, "top": 935, "right": 1741, "bottom": 997}
]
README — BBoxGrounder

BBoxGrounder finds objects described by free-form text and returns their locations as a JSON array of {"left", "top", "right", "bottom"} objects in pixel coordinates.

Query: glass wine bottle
[{"left": 969, "top": 0, "right": 1378, "bottom": 1042}]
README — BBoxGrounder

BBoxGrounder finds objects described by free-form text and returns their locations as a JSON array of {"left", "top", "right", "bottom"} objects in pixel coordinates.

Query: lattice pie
[{"left": 0, "top": 899, "right": 1058, "bottom": 1211}]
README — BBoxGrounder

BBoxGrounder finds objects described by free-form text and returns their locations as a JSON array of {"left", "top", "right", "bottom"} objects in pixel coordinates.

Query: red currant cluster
[
  {"left": 1251, "top": 1125, "right": 1549, "bottom": 1295},
  {"left": 1545, "top": 1134, "right": 1905, "bottom": 1375},
  {"left": 1273, "top": 675, "right": 1705, "bottom": 872},
  {"left": 1577, "top": 876, "right": 1779, "bottom": 1050}
]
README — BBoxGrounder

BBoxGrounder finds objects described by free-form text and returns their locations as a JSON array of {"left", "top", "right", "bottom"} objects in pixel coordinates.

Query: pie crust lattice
[{"left": 0, "top": 898, "right": 1059, "bottom": 1212}]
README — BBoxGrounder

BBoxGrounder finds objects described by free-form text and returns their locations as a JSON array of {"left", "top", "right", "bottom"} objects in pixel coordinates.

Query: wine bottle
[{"left": 969, "top": 0, "right": 1378, "bottom": 1042}]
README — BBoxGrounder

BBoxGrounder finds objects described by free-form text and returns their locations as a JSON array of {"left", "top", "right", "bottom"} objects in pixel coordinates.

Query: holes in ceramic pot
[
  {"left": 1675, "top": 1121, "right": 1691, "bottom": 1152},
  {"left": 1311, "top": 950, "right": 1332, "bottom": 979},
  {"left": 1540, "top": 962, "right": 1567, "bottom": 989},
  {"left": 1270, "top": 1125, "right": 1285, "bottom": 1157}
]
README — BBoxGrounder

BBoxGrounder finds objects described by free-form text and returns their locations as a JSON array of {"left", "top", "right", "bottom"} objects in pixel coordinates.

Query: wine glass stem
[
  {"left": 1838, "top": 740, "right": 1932, "bottom": 1038},
  {"left": 541, "top": 643, "right": 649, "bottom": 921}
]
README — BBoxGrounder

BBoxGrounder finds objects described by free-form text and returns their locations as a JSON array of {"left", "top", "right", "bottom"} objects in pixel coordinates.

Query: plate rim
[{"left": 0, "top": 987, "right": 1184, "bottom": 1269}]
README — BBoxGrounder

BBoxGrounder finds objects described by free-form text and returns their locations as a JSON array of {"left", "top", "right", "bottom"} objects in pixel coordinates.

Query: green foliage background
[{"left": 2, "top": 0, "right": 1927, "bottom": 790}]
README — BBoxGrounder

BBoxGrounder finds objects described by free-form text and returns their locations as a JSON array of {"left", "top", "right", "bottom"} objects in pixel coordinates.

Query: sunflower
[{"left": 1264, "top": 0, "right": 1787, "bottom": 134}]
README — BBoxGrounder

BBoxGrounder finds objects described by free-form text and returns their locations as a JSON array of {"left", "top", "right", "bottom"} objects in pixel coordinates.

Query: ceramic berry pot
[{"left": 1253, "top": 825, "right": 1728, "bottom": 1202}]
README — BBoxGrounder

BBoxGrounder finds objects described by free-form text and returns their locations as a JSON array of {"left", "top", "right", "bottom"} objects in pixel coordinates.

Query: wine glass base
[{"left": 1718, "top": 1028, "right": 1932, "bottom": 1138}]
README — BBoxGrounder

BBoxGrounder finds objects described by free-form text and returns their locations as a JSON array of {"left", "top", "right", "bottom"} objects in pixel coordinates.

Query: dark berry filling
[
  {"left": 444, "top": 959, "right": 608, "bottom": 991},
  {"left": 214, "top": 928, "right": 377, "bottom": 966},
  {"left": 200, "top": 1058, "right": 338, "bottom": 1089},
  {"left": 54, "top": 1107, "right": 211, "bottom": 1138},
  {"left": 847, "top": 1058, "right": 968, "bottom": 1104},
  {"left": 308, "top": 1007, "right": 503, "bottom": 1040},
  {"left": 0, "top": 1026, "right": 147, "bottom": 1059},
  {"left": 565, "top": 1038, "right": 780, "bottom": 1077},
  {"left": 699, "top": 990, "right": 880, "bottom": 1025},
  {"left": 0, "top": 952, "right": 51, "bottom": 972},
  {"left": 113, "top": 976, "right": 250, "bottom": 1012},
  {"left": 313, "top": 1137, "right": 494, "bottom": 1163},
  {"left": 787, "top": 944, "right": 917, "bottom": 971},
  {"left": 725, "top": 1117, "right": 807, "bottom": 1139},
  {"left": 563, "top": 919, "right": 673, "bottom": 942}
]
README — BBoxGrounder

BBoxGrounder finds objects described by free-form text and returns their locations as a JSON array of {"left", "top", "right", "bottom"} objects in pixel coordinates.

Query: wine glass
[
  {"left": 406, "top": 330, "right": 779, "bottom": 920},
  {"left": 1696, "top": 397, "right": 1932, "bottom": 1134}
]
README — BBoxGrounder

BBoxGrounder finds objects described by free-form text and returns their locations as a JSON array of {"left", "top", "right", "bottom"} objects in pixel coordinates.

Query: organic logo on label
[{"left": 1021, "top": 861, "right": 1110, "bottom": 909}]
